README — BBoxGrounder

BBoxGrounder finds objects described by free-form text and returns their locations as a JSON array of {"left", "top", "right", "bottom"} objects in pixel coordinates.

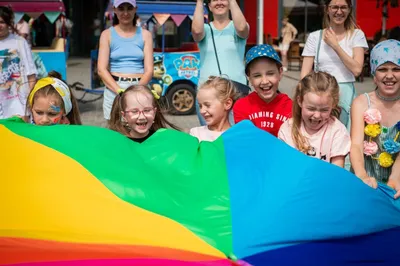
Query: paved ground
[{"left": 67, "top": 57, "right": 376, "bottom": 131}]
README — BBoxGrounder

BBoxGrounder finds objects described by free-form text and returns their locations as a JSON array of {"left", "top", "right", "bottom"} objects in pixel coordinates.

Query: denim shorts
[{"left": 103, "top": 80, "right": 139, "bottom": 120}]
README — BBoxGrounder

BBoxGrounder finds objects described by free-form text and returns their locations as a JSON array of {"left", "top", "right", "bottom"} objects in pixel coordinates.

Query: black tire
[{"left": 166, "top": 83, "right": 196, "bottom": 115}]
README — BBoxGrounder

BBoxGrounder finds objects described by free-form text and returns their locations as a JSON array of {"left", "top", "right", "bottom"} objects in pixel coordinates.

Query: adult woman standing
[
  {"left": 0, "top": 6, "right": 36, "bottom": 119},
  {"left": 301, "top": 0, "right": 368, "bottom": 130},
  {"left": 192, "top": 0, "right": 249, "bottom": 125},
  {"left": 98, "top": 0, "right": 153, "bottom": 120}
]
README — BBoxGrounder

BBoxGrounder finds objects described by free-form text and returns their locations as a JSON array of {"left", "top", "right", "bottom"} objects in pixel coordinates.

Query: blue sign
[{"left": 150, "top": 52, "right": 200, "bottom": 96}]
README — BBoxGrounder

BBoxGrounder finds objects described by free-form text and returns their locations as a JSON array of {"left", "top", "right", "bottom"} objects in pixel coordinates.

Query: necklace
[{"left": 375, "top": 89, "right": 400, "bottom": 102}]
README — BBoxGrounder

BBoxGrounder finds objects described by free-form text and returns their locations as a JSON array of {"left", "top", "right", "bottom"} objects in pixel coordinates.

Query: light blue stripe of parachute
[{"left": 222, "top": 121, "right": 400, "bottom": 259}]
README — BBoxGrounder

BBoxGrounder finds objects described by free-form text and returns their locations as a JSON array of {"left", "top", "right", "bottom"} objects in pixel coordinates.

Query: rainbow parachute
[{"left": 1, "top": 118, "right": 400, "bottom": 266}]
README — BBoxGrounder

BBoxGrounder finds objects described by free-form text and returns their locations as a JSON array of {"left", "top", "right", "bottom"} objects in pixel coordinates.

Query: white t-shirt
[
  {"left": 0, "top": 33, "right": 36, "bottom": 119},
  {"left": 302, "top": 29, "right": 368, "bottom": 83},
  {"left": 189, "top": 126, "right": 224, "bottom": 142}
]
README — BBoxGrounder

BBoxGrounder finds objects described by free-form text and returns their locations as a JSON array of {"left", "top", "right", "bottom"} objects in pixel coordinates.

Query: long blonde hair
[
  {"left": 291, "top": 72, "right": 340, "bottom": 153},
  {"left": 323, "top": 0, "right": 358, "bottom": 36}
]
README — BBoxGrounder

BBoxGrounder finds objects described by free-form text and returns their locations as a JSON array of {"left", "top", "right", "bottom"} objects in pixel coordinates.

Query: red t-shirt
[{"left": 233, "top": 92, "right": 293, "bottom": 137}]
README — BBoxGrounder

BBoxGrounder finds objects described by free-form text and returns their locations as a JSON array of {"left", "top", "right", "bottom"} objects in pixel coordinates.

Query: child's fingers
[
  {"left": 362, "top": 177, "right": 377, "bottom": 189},
  {"left": 394, "top": 190, "right": 400, "bottom": 200},
  {"left": 387, "top": 179, "right": 400, "bottom": 199}
]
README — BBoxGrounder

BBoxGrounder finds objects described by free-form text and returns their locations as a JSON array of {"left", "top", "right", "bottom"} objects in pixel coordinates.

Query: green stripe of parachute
[{"left": 2, "top": 118, "right": 233, "bottom": 255}]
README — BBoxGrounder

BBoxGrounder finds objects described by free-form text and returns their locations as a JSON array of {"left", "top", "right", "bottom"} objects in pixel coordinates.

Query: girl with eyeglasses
[
  {"left": 301, "top": 0, "right": 368, "bottom": 133},
  {"left": 109, "top": 85, "right": 179, "bottom": 143}
]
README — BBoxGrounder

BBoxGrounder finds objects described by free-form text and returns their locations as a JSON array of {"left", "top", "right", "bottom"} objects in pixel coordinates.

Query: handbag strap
[
  {"left": 208, "top": 23, "right": 222, "bottom": 76},
  {"left": 315, "top": 29, "right": 323, "bottom": 72}
]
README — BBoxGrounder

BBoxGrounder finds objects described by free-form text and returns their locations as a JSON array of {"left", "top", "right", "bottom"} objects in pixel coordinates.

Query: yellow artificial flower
[
  {"left": 364, "top": 124, "right": 381, "bottom": 138},
  {"left": 378, "top": 152, "right": 394, "bottom": 168}
]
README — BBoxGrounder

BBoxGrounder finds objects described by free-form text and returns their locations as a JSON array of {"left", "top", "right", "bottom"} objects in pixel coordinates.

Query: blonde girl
[
  {"left": 26, "top": 71, "right": 81, "bottom": 125},
  {"left": 190, "top": 76, "right": 240, "bottom": 142},
  {"left": 278, "top": 72, "right": 350, "bottom": 167},
  {"left": 301, "top": 0, "right": 368, "bottom": 131},
  {"left": 109, "top": 85, "right": 179, "bottom": 143}
]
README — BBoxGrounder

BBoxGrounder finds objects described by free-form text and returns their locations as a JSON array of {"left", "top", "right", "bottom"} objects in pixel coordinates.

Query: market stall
[{"left": 0, "top": 0, "right": 68, "bottom": 79}]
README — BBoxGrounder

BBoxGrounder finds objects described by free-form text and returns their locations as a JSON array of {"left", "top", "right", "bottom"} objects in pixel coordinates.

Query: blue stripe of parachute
[{"left": 223, "top": 121, "right": 400, "bottom": 264}]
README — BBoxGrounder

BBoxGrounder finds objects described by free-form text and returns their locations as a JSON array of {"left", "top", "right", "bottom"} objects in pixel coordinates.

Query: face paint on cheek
[{"left": 52, "top": 115, "right": 62, "bottom": 125}]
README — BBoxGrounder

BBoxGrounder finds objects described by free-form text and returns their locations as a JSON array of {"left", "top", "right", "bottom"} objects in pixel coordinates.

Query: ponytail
[
  {"left": 68, "top": 94, "right": 82, "bottom": 125},
  {"left": 109, "top": 92, "right": 129, "bottom": 136},
  {"left": 291, "top": 83, "right": 311, "bottom": 153}
]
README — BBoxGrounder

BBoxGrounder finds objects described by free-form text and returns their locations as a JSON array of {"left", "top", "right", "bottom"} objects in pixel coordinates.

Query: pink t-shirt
[
  {"left": 278, "top": 117, "right": 350, "bottom": 162},
  {"left": 189, "top": 126, "right": 224, "bottom": 142}
]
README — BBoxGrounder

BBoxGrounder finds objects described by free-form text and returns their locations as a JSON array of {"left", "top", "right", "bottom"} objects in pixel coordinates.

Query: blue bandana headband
[{"left": 370, "top": 39, "right": 400, "bottom": 76}]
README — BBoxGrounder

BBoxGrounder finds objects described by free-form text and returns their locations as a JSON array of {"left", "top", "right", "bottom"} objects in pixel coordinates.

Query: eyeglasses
[
  {"left": 329, "top": 5, "right": 350, "bottom": 12},
  {"left": 124, "top": 107, "right": 155, "bottom": 118}
]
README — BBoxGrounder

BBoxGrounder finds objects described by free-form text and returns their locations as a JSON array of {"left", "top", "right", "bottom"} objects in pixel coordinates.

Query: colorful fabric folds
[{"left": 1, "top": 118, "right": 399, "bottom": 265}]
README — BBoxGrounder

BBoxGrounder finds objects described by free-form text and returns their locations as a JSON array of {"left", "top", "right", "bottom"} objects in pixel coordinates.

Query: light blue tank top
[
  {"left": 198, "top": 21, "right": 247, "bottom": 86},
  {"left": 109, "top": 26, "right": 144, "bottom": 74},
  {"left": 363, "top": 93, "right": 399, "bottom": 183}
]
